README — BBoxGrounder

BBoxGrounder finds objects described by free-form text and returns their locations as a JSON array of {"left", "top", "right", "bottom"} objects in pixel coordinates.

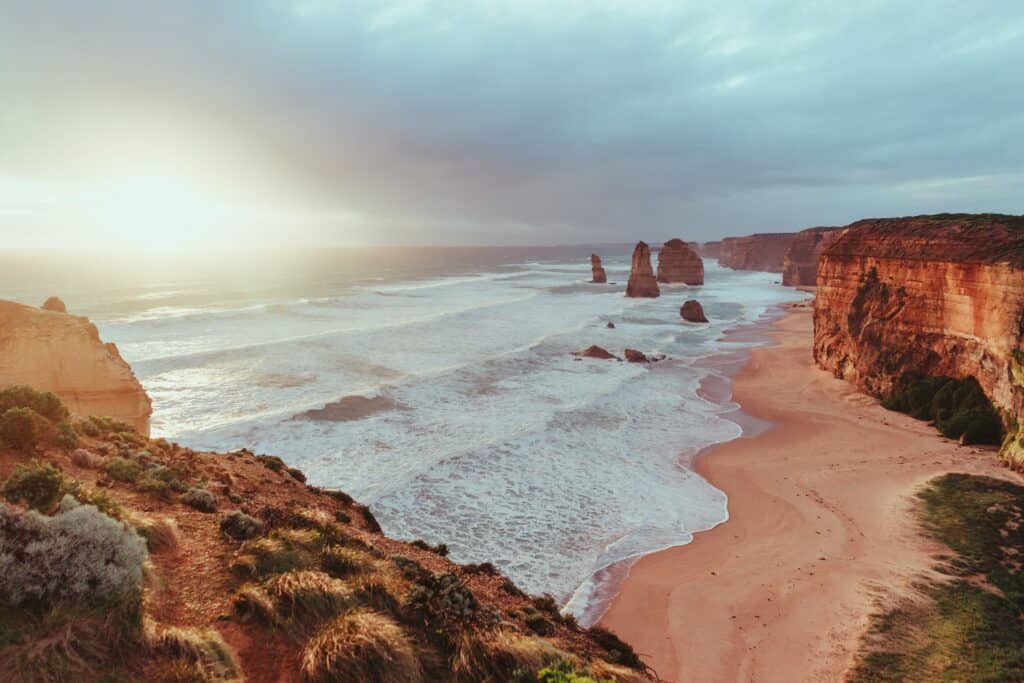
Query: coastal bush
[
  {"left": 882, "top": 376, "right": 1003, "bottom": 445},
  {"left": 220, "top": 510, "right": 264, "bottom": 540},
  {"left": 2, "top": 460, "right": 64, "bottom": 512},
  {"left": 0, "top": 385, "right": 68, "bottom": 422},
  {"left": 70, "top": 447, "right": 104, "bottom": 469},
  {"left": 1, "top": 407, "right": 51, "bottom": 451},
  {"left": 849, "top": 474, "right": 1024, "bottom": 681},
  {"left": 536, "top": 661, "right": 612, "bottom": 683},
  {"left": 87, "top": 415, "right": 136, "bottom": 435},
  {"left": 104, "top": 456, "right": 143, "bottom": 483},
  {"left": 410, "top": 539, "right": 450, "bottom": 556},
  {"left": 0, "top": 496, "right": 146, "bottom": 606},
  {"left": 67, "top": 482, "right": 124, "bottom": 520},
  {"left": 407, "top": 572, "right": 478, "bottom": 626},
  {"left": 137, "top": 465, "right": 188, "bottom": 501},
  {"left": 299, "top": 609, "right": 422, "bottom": 683},
  {"left": 56, "top": 420, "right": 78, "bottom": 450},
  {"left": 586, "top": 626, "right": 644, "bottom": 669},
  {"left": 132, "top": 514, "right": 181, "bottom": 553},
  {"left": 182, "top": 487, "right": 217, "bottom": 513},
  {"left": 451, "top": 631, "right": 562, "bottom": 683}
]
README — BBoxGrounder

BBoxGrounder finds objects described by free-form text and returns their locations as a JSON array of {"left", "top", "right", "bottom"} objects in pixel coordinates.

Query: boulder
[
  {"left": 590, "top": 254, "right": 607, "bottom": 283},
  {"left": 41, "top": 296, "right": 68, "bottom": 313},
  {"left": 606, "top": 321, "right": 615, "bottom": 329},
  {"left": 680, "top": 300, "right": 709, "bottom": 323},
  {"left": 625, "top": 242, "right": 660, "bottom": 298},
  {"left": 574, "top": 345, "right": 617, "bottom": 360},
  {"left": 657, "top": 239, "right": 704, "bottom": 285},
  {"left": 624, "top": 348, "right": 648, "bottom": 363}
]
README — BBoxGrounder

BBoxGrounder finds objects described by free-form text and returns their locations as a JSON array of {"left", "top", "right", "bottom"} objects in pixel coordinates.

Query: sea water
[{"left": 0, "top": 246, "right": 806, "bottom": 623}]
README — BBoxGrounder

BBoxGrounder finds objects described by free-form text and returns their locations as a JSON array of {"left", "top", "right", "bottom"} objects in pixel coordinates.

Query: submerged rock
[
  {"left": 624, "top": 348, "right": 648, "bottom": 363},
  {"left": 680, "top": 300, "right": 709, "bottom": 323},
  {"left": 625, "top": 242, "right": 660, "bottom": 298},
  {"left": 606, "top": 321, "right": 615, "bottom": 329},
  {"left": 575, "top": 345, "right": 617, "bottom": 360}
]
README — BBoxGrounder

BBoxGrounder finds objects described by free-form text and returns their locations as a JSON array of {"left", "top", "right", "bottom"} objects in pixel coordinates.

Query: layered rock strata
[
  {"left": 625, "top": 242, "right": 660, "bottom": 298},
  {"left": 656, "top": 239, "right": 704, "bottom": 285},
  {"left": 812, "top": 214, "right": 1024, "bottom": 467},
  {"left": 719, "top": 233, "right": 797, "bottom": 272},
  {"left": 781, "top": 227, "right": 843, "bottom": 287},
  {"left": 0, "top": 299, "right": 152, "bottom": 435}
]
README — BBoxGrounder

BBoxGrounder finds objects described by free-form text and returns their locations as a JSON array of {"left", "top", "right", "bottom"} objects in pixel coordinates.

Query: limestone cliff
[
  {"left": 0, "top": 300, "right": 152, "bottom": 435},
  {"left": 625, "top": 242, "right": 660, "bottom": 298},
  {"left": 699, "top": 241, "right": 723, "bottom": 259},
  {"left": 719, "top": 233, "right": 797, "bottom": 272},
  {"left": 781, "top": 227, "right": 843, "bottom": 286},
  {"left": 812, "top": 214, "right": 1024, "bottom": 467},
  {"left": 656, "top": 239, "right": 704, "bottom": 285}
]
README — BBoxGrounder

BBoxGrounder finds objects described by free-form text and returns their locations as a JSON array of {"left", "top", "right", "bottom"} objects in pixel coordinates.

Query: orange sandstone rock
[
  {"left": 590, "top": 254, "right": 607, "bottom": 283},
  {"left": 626, "top": 242, "right": 660, "bottom": 298},
  {"left": 719, "top": 233, "right": 797, "bottom": 272},
  {"left": 781, "top": 227, "right": 843, "bottom": 286},
  {"left": 656, "top": 239, "right": 704, "bottom": 285}
]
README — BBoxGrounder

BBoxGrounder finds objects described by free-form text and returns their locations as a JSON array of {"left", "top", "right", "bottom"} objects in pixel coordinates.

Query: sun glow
[{"left": 88, "top": 174, "right": 223, "bottom": 249}]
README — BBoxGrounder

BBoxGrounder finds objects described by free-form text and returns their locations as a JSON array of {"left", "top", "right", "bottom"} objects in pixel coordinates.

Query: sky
[{"left": 1, "top": 1, "right": 1022, "bottom": 248}]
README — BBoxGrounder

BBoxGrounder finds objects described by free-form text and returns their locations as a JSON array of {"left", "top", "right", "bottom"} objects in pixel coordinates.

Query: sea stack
[
  {"left": 657, "top": 238, "right": 704, "bottom": 285},
  {"left": 0, "top": 299, "right": 153, "bottom": 435},
  {"left": 680, "top": 300, "right": 709, "bottom": 323},
  {"left": 625, "top": 242, "right": 660, "bottom": 298},
  {"left": 590, "top": 254, "right": 607, "bottom": 283}
]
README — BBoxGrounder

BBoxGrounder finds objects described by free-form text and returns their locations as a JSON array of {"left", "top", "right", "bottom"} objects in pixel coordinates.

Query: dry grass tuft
[
  {"left": 451, "top": 630, "right": 563, "bottom": 682},
  {"left": 147, "top": 624, "right": 242, "bottom": 682},
  {"left": 300, "top": 609, "right": 422, "bottom": 683},
  {"left": 264, "top": 570, "right": 352, "bottom": 626},
  {"left": 131, "top": 514, "right": 181, "bottom": 553}
]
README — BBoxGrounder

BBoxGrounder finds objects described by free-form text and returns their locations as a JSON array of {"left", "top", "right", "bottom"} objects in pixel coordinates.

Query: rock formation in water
[
  {"left": 680, "top": 300, "right": 709, "bottom": 323},
  {"left": 718, "top": 233, "right": 797, "bottom": 272},
  {"left": 656, "top": 239, "right": 704, "bottom": 285},
  {"left": 590, "top": 254, "right": 607, "bottom": 283},
  {"left": 575, "top": 345, "right": 618, "bottom": 360},
  {"left": 812, "top": 214, "right": 1024, "bottom": 468},
  {"left": 41, "top": 296, "right": 68, "bottom": 313},
  {"left": 624, "top": 348, "right": 648, "bottom": 363},
  {"left": 0, "top": 300, "right": 152, "bottom": 435},
  {"left": 781, "top": 227, "right": 843, "bottom": 286},
  {"left": 625, "top": 242, "right": 660, "bottom": 298}
]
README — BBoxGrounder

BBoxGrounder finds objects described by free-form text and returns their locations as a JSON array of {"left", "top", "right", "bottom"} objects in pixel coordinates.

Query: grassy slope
[{"left": 849, "top": 474, "right": 1024, "bottom": 682}]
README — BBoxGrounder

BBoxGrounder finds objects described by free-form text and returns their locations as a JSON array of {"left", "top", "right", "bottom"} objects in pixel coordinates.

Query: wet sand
[{"left": 599, "top": 306, "right": 1016, "bottom": 682}]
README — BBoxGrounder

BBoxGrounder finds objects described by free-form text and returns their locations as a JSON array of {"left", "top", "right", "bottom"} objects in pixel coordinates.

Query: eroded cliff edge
[
  {"left": 719, "top": 232, "right": 796, "bottom": 272},
  {"left": 0, "top": 299, "right": 152, "bottom": 435},
  {"left": 812, "top": 214, "right": 1024, "bottom": 467}
]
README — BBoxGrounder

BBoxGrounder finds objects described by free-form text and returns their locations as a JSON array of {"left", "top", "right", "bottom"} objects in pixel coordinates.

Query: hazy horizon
[{"left": 2, "top": 1, "right": 1022, "bottom": 248}]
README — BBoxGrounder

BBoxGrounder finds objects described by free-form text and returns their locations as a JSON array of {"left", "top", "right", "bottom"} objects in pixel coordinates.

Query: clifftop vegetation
[{"left": 0, "top": 386, "right": 653, "bottom": 683}]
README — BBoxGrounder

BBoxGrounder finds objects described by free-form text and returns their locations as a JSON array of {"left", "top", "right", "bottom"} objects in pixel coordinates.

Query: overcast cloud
[{"left": 1, "top": 1, "right": 1022, "bottom": 245}]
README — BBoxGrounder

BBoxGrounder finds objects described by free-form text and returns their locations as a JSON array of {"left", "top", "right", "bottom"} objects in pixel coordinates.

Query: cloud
[{"left": 0, "top": 0, "right": 1022, "bottom": 245}]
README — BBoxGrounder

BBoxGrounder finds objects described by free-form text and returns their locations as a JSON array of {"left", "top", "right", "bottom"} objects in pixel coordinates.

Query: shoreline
[
  {"left": 598, "top": 305, "right": 1018, "bottom": 682},
  {"left": 571, "top": 302, "right": 798, "bottom": 626}
]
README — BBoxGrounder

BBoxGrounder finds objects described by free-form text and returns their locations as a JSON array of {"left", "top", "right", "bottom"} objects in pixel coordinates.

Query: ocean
[{"left": 0, "top": 245, "right": 806, "bottom": 623}]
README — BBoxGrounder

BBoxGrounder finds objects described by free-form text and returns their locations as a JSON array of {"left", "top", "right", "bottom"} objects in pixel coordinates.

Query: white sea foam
[{"left": 81, "top": 254, "right": 806, "bottom": 622}]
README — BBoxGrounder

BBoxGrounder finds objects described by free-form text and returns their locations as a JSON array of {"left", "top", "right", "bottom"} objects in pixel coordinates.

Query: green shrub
[
  {"left": 0, "top": 407, "right": 51, "bottom": 451},
  {"left": 182, "top": 487, "right": 217, "bottom": 513},
  {"left": 87, "top": 415, "right": 136, "bottom": 434},
  {"left": 137, "top": 465, "right": 188, "bottom": 501},
  {"left": 68, "top": 484, "right": 124, "bottom": 520},
  {"left": 0, "top": 496, "right": 146, "bottom": 606},
  {"left": 883, "top": 376, "right": 1003, "bottom": 445},
  {"left": 56, "top": 420, "right": 78, "bottom": 450},
  {"left": 2, "top": 460, "right": 64, "bottom": 512},
  {"left": 104, "top": 456, "right": 143, "bottom": 483},
  {"left": 536, "top": 661, "right": 610, "bottom": 683},
  {"left": 0, "top": 386, "right": 68, "bottom": 422},
  {"left": 586, "top": 626, "right": 644, "bottom": 669}
]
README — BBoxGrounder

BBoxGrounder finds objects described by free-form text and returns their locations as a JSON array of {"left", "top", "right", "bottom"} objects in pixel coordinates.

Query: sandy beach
[{"left": 600, "top": 304, "right": 1019, "bottom": 682}]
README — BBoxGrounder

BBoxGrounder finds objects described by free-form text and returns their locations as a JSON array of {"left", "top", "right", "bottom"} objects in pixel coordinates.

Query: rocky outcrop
[
  {"left": 0, "top": 300, "right": 152, "bottom": 435},
  {"left": 625, "top": 242, "right": 660, "bottom": 298},
  {"left": 624, "top": 349, "right": 648, "bottom": 363},
  {"left": 812, "top": 214, "right": 1024, "bottom": 468},
  {"left": 590, "top": 254, "right": 607, "bottom": 283},
  {"left": 680, "top": 300, "right": 709, "bottom": 323},
  {"left": 575, "top": 345, "right": 617, "bottom": 360},
  {"left": 656, "top": 239, "right": 704, "bottom": 285},
  {"left": 699, "top": 241, "right": 723, "bottom": 259},
  {"left": 781, "top": 227, "right": 843, "bottom": 286},
  {"left": 719, "top": 233, "right": 797, "bottom": 272},
  {"left": 41, "top": 296, "right": 68, "bottom": 313}
]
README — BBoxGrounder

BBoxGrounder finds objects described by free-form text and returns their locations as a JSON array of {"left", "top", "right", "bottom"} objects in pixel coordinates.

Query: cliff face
[
  {"left": 719, "top": 233, "right": 797, "bottom": 272},
  {"left": 626, "top": 242, "right": 660, "bottom": 297},
  {"left": 590, "top": 253, "right": 608, "bottom": 283},
  {"left": 656, "top": 239, "right": 704, "bottom": 285},
  {"left": 0, "top": 300, "right": 152, "bottom": 435},
  {"left": 812, "top": 214, "right": 1024, "bottom": 467},
  {"left": 698, "top": 241, "right": 723, "bottom": 259},
  {"left": 782, "top": 227, "right": 843, "bottom": 286}
]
